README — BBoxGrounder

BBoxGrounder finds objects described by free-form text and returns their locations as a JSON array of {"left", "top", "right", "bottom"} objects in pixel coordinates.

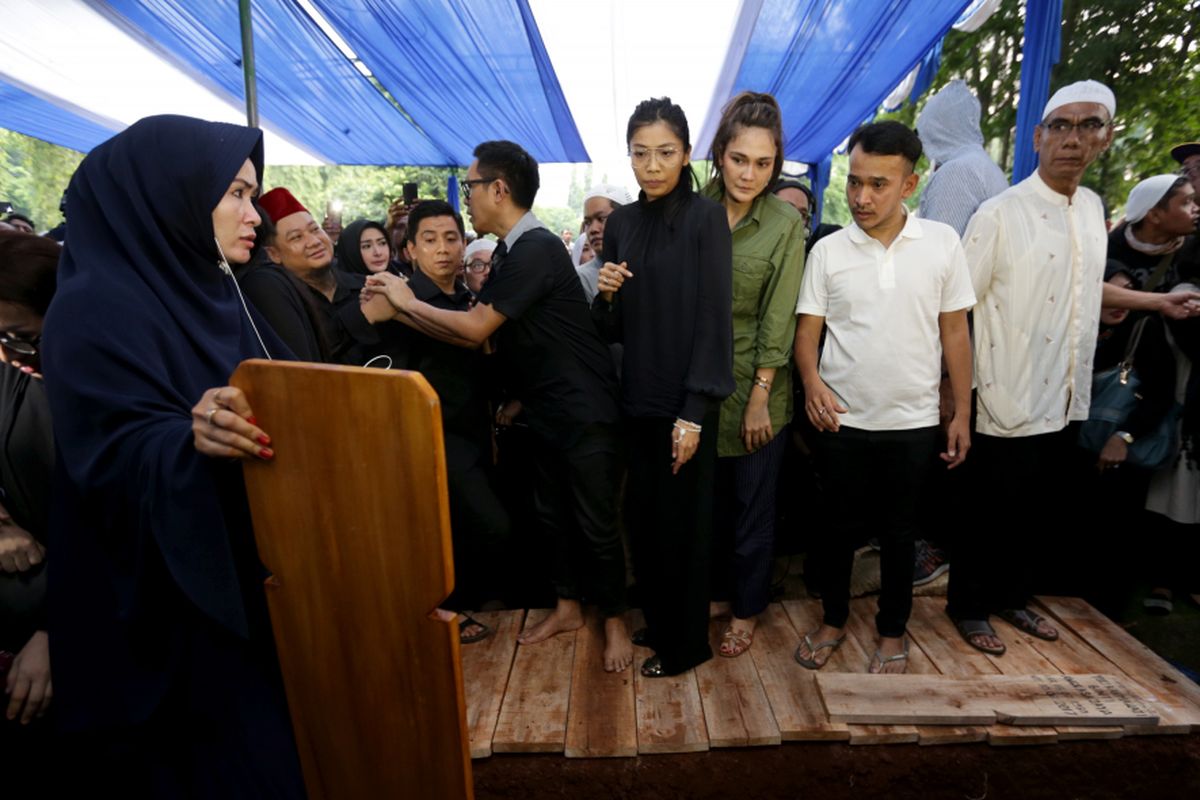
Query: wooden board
[
  {"left": 782, "top": 599, "right": 918, "bottom": 745},
  {"left": 632, "top": 611, "right": 709, "bottom": 754},
  {"left": 492, "top": 609, "right": 575, "bottom": 753},
  {"left": 906, "top": 598, "right": 1058, "bottom": 745},
  {"left": 844, "top": 599, "right": 984, "bottom": 745},
  {"left": 694, "top": 619, "right": 781, "bottom": 747},
  {"left": 748, "top": 603, "right": 849, "bottom": 742},
  {"left": 565, "top": 612, "right": 638, "bottom": 758},
  {"left": 988, "top": 615, "right": 1124, "bottom": 740},
  {"left": 233, "top": 361, "right": 472, "bottom": 800},
  {"left": 817, "top": 673, "right": 1159, "bottom": 727},
  {"left": 461, "top": 610, "right": 524, "bottom": 758},
  {"left": 1037, "top": 596, "right": 1200, "bottom": 732}
]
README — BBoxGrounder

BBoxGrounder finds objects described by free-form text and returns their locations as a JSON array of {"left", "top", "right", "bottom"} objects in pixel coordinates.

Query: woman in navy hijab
[{"left": 41, "top": 116, "right": 305, "bottom": 796}]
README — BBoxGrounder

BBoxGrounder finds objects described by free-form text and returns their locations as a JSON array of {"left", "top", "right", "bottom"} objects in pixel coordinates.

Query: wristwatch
[{"left": 1116, "top": 431, "right": 1135, "bottom": 445}]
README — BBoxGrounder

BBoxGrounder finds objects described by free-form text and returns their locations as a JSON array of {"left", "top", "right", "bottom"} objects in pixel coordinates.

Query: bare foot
[
  {"left": 603, "top": 616, "right": 633, "bottom": 672},
  {"left": 709, "top": 601, "right": 731, "bottom": 619},
  {"left": 869, "top": 635, "right": 908, "bottom": 674},
  {"left": 794, "top": 623, "right": 844, "bottom": 667},
  {"left": 518, "top": 599, "right": 584, "bottom": 645}
]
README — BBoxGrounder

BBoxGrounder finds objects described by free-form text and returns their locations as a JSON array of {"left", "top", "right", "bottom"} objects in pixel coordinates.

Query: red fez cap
[{"left": 259, "top": 187, "right": 309, "bottom": 224}]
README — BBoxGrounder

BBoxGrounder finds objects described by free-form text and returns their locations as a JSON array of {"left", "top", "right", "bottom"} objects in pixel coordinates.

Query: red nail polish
[
  {"left": 259, "top": 448, "right": 274, "bottom": 459},
  {"left": 247, "top": 416, "right": 258, "bottom": 425},
  {"left": 257, "top": 434, "right": 271, "bottom": 446}
]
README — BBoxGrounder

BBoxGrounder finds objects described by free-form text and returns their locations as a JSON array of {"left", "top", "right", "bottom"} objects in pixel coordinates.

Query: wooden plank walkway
[{"left": 459, "top": 598, "right": 1200, "bottom": 757}]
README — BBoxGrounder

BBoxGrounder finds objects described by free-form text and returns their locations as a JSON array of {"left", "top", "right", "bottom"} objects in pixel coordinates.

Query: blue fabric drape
[
  {"left": 305, "top": 0, "right": 588, "bottom": 164},
  {"left": 447, "top": 174, "right": 460, "bottom": 213},
  {"left": 1011, "top": 0, "right": 1064, "bottom": 183},
  {"left": 812, "top": 154, "right": 832, "bottom": 225},
  {"left": 909, "top": 38, "right": 944, "bottom": 107},
  {"left": 0, "top": 79, "right": 119, "bottom": 153}
]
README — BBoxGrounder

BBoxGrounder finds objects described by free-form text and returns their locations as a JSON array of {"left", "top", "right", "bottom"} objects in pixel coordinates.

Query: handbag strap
[
  {"left": 1119, "top": 316, "right": 1150, "bottom": 382},
  {"left": 1144, "top": 252, "right": 1176, "bottom": 292}
]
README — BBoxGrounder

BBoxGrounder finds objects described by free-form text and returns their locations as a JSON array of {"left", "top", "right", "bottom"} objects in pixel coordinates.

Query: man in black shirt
[
  {"left": 365, "top": 141, "right": 633, "bottom": 673},
  {"left": 1108, "top": 175, "right": 1200, "bottom": 292}
]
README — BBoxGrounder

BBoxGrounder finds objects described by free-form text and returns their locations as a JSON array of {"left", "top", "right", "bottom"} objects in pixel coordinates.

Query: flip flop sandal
[
  {"left": 719, "top": 626, "right": 753, "bottom": 658},
  {"left": 955, "top": 618, "right": 1006, "bottom": 655},
  {"left": 998, "top": 608, "right": 1058, "bottom": 641},
  {"left": 868, "top": 639, "right": 910, "bottom": 674},
  {"left": 458, "top": 613, "right": 493, "bottom": 644},
  {"left": 1143, "top": 590, "right": 1173, "bottom": 616},
  {"left": 794, "top": 630, "right": 846, "bottom": 669}
]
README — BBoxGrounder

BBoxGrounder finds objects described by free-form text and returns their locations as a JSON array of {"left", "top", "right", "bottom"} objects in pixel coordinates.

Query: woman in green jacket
[{"left": 706, "top": 92, "right": 807, "bottom": 657}]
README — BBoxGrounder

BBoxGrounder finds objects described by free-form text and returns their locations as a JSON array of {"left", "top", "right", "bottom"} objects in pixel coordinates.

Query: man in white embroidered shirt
[
  {"left": 794, "top": 121, "right": 975, "bottom": 674},
  {"left": 948, "top": 80, "right": 1125, "bottom": 655}
]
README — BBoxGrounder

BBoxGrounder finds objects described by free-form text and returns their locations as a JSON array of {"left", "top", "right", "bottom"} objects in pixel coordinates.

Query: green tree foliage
[
  {"left": 262, "top": 164, "right": 456, "bottom": 223},
  {"left": 0, "top": 129, "right": 84, "bottom": 231},
  {"left": 533, "top": 205, "right": 581, "bottom": 238}
]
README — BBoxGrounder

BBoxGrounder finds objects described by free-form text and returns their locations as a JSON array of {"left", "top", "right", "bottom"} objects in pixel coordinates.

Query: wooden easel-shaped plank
[
  {"left": 461, "top": 610, "right": 524, "bottom": 758},
  {"left": 694, "top": 619, "right": 781, "bottom": 747},
  {"left": 988, "top": 615, "right": 1124, "bottom": 741},
  {"left": 1021, "top": 608, "right": 1191, "bottom": 735},
  {"left": 845, "top": 599, "right": 984, "bottom": 745},
  {"left": 233, "top": 360, "right": 471, "bottom": 800},
  {"left": 492, "top": 609, "right": 575, "bottom": 752},
  {"left": 632, "top": 611, "right": 709, "bottom": 754},
  {"left": 906, "top": 598, "right": 1057, "bottom": 745},
  {"left": 1036, "top": 596, "right": 1200, "bottom": 732},
  {"left": 565, "top": 611, "right": 637, "bottom": 758},
  {"left": 749, "top": 603, "right": 849, "bottom": 742},
  {"left": 782, "top": 599, "right": 918, "bottom": 745}
]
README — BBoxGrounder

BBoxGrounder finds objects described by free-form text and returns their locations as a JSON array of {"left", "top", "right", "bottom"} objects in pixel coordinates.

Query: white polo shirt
[
  {"left": 796, "top": 212, "right": 976, "bottom": 431},
  {"left": 964, "top": 172, "right": 1107, "bottom": 438}
]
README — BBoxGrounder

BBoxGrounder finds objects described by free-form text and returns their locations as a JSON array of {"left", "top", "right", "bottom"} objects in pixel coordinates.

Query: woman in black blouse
[{"left": 594, "top": 97, "right": 735, "bottom": 676}]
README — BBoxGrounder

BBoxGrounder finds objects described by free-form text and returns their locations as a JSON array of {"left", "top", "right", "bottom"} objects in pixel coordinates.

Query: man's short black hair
[
  {"left": 473, "top": 140, "right": 540, "bottom": 211},
  {"left": 405, "top": 199, "right": 465, "bottom": 244},
  {"left": 847, "top": 121, "right": 923, "bottom": 169},
  {"left": 4, "top": 212, "right": 34, "bottom": 229}
]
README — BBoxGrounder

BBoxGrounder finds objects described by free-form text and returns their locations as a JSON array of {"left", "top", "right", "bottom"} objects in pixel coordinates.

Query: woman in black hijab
[
  {"left": 42, "top": 115, "right": 305, "bottom": 796},
  {"left": 334, "top": 218, "right": 395, "bottom": 275}
]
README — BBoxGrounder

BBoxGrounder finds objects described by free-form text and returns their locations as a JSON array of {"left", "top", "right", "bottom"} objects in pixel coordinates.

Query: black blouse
[{"left": 594, "top": 188, "right": 735, "bottom": 422}]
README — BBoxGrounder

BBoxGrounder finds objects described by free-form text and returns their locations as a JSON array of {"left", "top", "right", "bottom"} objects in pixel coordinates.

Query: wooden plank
[
  {"left": 461, "top": 610, "right": 523, "bottom": 758},
  {"left": 782, "top": 599, "right": 918, "bottom": 745},
  {"left": 1022, "top": 607, "right": 1190, "bottom": 736},
  {"left": 1036, "top": 596, "right": 1200, "bottom": 732},
  {"left": 844, "top": 599, "right": 984, "bottom": 745},
  {"left": 564, "top": 611, "right": 638, "bottom": 758},
  {"left": 631, "top": 611, "right": 709, "bottom": 754},
  {"left": 694, "top": 619, "right": 781, "bottom": 747},
  {"left": 816, "top": 673, "right": 1159, "bottom": 727},
  {"left": 748, "top": 604, "right": 850, "bottom": 742},
  {"left": 987, "top": 616, "right": 1123, "bottom": 741},
  {"left": 906, "top": 598, "right": 1057, "bottom": 745},
  {"left": 491, "top": 609, "right": 575, "bottom": 753}
]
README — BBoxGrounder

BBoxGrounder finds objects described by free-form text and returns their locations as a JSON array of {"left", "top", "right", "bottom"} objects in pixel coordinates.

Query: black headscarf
[
  {"left": 43, "top": 115, "right": 289, "bottom": 663},
  {"left": 334, "top": 218, "right": 392, "bottom": 275}
]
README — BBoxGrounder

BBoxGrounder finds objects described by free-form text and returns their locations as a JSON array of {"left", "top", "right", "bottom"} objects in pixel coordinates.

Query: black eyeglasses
[
  {"left": 461, "top": 176, "right": 500, "bottom": 200},
  {"left": 465, "top": 258, "right": 491, "bottom": 273},
  {"left": 1040, "top": 118, "right": 1111, "bottom": 137},
  {"left": 0, "top": 331, "right": 40, "bottom": 357}
]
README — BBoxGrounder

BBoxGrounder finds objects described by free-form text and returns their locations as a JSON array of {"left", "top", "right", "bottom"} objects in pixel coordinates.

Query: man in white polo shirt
[{"left": 794, "top": 121, "right": 975, "bottom": 674}]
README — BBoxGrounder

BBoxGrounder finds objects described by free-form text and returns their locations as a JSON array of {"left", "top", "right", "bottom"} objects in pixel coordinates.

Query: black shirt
[
  {"left": 477, "top": 225, "right": 619, "bottom": 444},
  {"left": 594, "top": 189, "right": 735, "bottom": 422},
  {"left": 306, "top": 268, "right": 381, "bottom": 365},
  {"left": 236, "top": 258, "right": 325, "bottom": 362},
  {"left": 1107, "top": 223, "right": 1200, "bottom": 291}
]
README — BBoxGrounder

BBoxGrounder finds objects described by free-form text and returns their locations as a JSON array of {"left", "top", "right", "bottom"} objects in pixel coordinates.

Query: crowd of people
[{"left": 2, "top": 74, "right": 1199, "bottom": 792}]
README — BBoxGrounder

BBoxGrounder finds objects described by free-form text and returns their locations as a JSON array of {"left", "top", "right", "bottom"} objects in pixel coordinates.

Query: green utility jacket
[{"left": 703, "top": 182, "right": 807, "bottom": 457}]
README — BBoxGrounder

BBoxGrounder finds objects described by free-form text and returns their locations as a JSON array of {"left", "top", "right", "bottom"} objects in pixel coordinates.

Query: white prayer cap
[
  {"left": 1042, "top": 80, "right": 1116, "bottom": 121},
  {"left": 1125, "top": 174, "right": 1183, "bottom": 224},
  {"left": 465, "top": 238, "right": 496, "bottom": 260},
  {"left": 583, "top": 183, "right": 633, "bottom": 206}
]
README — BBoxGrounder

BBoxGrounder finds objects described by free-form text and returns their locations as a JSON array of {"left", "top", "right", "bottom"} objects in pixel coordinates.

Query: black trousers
[
  {"left": 626, "top": 415, "right": 718, "bottom": 674},
  {"left": 713, "top": 427, "right": 788, "bottom": 619},
  {"left": 814, "top": 425, "right": 938, "bottom": 638},
  {"left": 946, "top": 426, "right": 1077, "bottom": 621},
  {"left": 444, "top": 434, "right": 510, "bottom": 611},
  {"left": 532, "top": 423, "right": 627, "bottom": 617}
]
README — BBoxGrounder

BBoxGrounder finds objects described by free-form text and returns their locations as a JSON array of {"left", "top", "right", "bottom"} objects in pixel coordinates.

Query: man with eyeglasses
[
  {"left": 1171, "top": 141, "right": 1200, "bottom": 200},
  {"left": 575, "top": 184, "right": 632, "bottom": 303},
  {"left": 461, "top": 238, "right": 495, "bottom": 295}
]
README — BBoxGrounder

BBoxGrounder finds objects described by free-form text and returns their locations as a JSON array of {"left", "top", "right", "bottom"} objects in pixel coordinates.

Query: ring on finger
[{"left": 206, "top": 407, "right": 220, "bottom": 426}]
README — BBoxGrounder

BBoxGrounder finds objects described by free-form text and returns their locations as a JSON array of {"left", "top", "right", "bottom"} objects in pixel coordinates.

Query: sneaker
[{"left": 913, "top": 540, "right": 950, "bottom": 586}]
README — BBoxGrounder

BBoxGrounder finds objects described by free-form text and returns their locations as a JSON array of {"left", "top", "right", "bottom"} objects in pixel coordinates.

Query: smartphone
[{"left": 403, "top": 183, "right": 419, "bottom": 205}]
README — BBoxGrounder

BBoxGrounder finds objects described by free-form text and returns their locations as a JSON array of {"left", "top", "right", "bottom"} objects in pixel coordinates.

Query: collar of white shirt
[{"left": 845, "top": 209, "right": 925, "bottom": 248}]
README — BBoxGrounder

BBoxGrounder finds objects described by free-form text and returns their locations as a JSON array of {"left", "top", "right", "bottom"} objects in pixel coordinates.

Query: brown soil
[{"left": 473, "top": 736, "right": 1200, "bottom": 800}]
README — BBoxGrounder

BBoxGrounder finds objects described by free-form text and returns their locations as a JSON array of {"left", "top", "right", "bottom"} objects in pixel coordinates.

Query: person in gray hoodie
[{"left": 916, "top": 80, "right": 1008, "bottom": 236}]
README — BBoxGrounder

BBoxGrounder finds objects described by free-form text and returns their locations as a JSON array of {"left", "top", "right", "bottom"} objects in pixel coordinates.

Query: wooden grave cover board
[{"left": 233, "top": 360, "right": 471, "bottom": 800}]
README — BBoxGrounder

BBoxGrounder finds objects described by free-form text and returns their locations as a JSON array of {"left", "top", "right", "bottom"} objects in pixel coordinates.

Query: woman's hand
[
  {"left": 597, "top": 261, "right": 632, "bottom": 303},
  {"left": 495, "top": 399, "right": 522, "bottom": 427},
  {"left": 191, "top": 386, "right": 273, "bottom": 461},
  {"left": 741, "top": 395, "right": 773, "bottom": 453},
  {"left": 362, "top": 272, "right": 415, "bottom": 313},
  {"left": 671, "top": 419, "right": 701, "bottom": 475},
  {"left": 0, "top": 515, "right": 44, "bottom": 573},
  {"left": 803, "top": 378, "right": 848, "bottom": 433},
  {"left": 1098, "top": 433, "right": 1129, "bottom": 471},
  {"left": 5, "top": 631, "right": 51, "bottom": 724}
]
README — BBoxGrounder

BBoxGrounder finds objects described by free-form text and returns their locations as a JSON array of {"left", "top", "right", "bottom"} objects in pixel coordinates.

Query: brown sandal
[{"left": 719, "top": 626, "right": 753, "bottom": 658}]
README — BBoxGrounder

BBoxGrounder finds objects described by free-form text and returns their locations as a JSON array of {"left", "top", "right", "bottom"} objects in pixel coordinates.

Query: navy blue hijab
[{"left": 43, "top": 115, "right": 289, "bottom": 714}]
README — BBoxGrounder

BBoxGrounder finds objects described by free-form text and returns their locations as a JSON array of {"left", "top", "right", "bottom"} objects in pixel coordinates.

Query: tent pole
[{"left": 238, "top": 0, "right": 259, "bottom": 128}]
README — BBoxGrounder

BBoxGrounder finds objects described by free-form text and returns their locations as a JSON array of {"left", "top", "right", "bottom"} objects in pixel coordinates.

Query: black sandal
[
  {"left": 955, "top": 618, "right": 1006, "bottom": 655},
  {"left": 998, "top": 608, "right": 1058, "bottom": 641},
  {"left": 458, "top": 613, "right": 493, "bottom": 644}
]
